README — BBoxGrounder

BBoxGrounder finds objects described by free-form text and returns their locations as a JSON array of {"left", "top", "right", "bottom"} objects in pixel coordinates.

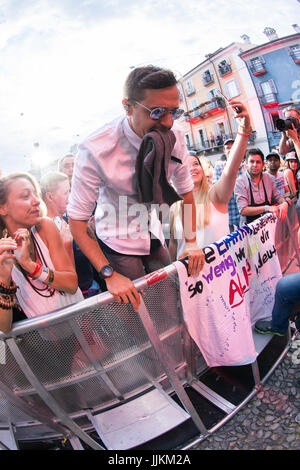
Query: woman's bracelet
[
  {"left": 35, "top": 266, "right": 49, "bottom": 283},
  {"left": 0, "top": 279, "right": 18, "bottom": 294},
  {"left": 237, "top": 131, "right": 251, "bottom": 138},
  {"left": 27, "top": 262, "right": 42, "bottom": 278},
  {"left": 0, "top": 293, "right": 17, "bottom": 310}
]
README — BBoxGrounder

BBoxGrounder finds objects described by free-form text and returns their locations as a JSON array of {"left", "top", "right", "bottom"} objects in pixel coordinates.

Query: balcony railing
[
  {"left": 202, "top": 74, "right": 214, "bottom": 86},
  {"left": 250, "top": 61, "right": 267, "bottom": 76},
  {"left": 186, "top": 86, "right": 196, "bottom": 96},
  {"left": 260, "top": 93, "right": 278, "bottom": 108},
  {"left": 186, "top": 97, "right": 226, "bottom": 123},
  {"left": 218, "top": 63, "right": 232, "bottom": 77},
  {"left": 187, "top": 131, "right": 257, "bottom": 154},
  {"left": 290, "top": 49, "right": 300, "bottom": 64},
  {"left": 185, "top": 98, "right": 225, "bottom": 124}
]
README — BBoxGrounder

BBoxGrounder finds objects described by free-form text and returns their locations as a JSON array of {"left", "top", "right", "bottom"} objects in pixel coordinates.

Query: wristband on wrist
[
  {"left": 27, "top": 262, "right": 42, "bottom": 278},
  {"left": 237, "top": 131, "right": 251, "bottom": 138},
  {"left": 35, "top": 266, "right": 50, "bottom": 283},
  {"left": 47, "top": 269, "right": 54, "bottom": 285},
  {"left": 264, "top": 205, "right": 270, "bottom": 213}
]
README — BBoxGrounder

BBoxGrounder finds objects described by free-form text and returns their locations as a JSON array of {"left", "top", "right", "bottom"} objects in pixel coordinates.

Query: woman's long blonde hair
[{"left": 170, "top": 155, "right": 211, "bottom": 237}]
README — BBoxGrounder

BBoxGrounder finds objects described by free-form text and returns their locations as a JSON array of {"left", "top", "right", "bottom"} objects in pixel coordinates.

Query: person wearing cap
[
  {"left": 234, "top": 148, "right": 288, "bottom": 224},
  {"left": 284, "top": 151, "right": 300, "bottom": 198},
  {"left": 265, "top": 152, "right": 289, "bottom": 197},
  {"left": 212, "top": 138, "right": 244, "bottom": 232}
]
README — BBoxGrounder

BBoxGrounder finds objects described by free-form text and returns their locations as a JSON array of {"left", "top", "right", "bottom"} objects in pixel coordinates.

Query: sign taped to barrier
[{"left": 175, "top": 214, "right": 281, "bottom": 367}]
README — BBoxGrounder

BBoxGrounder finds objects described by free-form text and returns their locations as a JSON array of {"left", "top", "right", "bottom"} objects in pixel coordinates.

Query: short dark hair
[
  {"left": 58, "top": 154, "right": 74, "bottom": 172},
  {"left": 246, "top": 148, "right": 264, "bottom": 162},
  {"left": 123, "top": 65, "right": 177, "bottom": 102}
]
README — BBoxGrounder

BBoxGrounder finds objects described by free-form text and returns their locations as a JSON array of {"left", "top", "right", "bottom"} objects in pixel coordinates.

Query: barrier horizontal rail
[{"left": 0, "top": 201, "right": 298, "bottom": 450}]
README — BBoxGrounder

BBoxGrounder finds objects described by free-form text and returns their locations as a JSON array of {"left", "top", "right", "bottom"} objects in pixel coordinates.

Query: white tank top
[
  {"left": 175, "top": 201, "right": 229, "bottom": 257},
  {"left": 12, "top": 227, "right": 83, "bottom": 319}
]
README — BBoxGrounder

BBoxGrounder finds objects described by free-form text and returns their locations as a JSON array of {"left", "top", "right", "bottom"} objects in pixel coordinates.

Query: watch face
[{"left": 100, "top": 265, "right": 114, "bottom": 279}]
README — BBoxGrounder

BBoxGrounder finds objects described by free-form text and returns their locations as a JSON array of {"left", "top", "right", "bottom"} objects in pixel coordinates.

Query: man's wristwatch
[{"left": 98, "top": 264, "right": 114, "bottom": 279}]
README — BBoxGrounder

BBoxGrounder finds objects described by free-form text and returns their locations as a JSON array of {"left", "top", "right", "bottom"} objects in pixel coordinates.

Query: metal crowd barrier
[
  {"left": 275, "top": 198, "right": 300, "bottom": 273},
  {"left": 0, "top": 201, "right": 298, "bottom": 450}
]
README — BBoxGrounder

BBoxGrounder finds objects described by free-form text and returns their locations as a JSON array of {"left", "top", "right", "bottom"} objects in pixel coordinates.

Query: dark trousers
[{"left": 96, "top": 237, "right": 171, "bottom": 281}]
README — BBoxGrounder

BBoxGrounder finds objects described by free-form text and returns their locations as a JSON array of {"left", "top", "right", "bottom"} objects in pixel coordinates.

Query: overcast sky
[{"left": 0, "top": 0, "right": 299, "bottom": 175}]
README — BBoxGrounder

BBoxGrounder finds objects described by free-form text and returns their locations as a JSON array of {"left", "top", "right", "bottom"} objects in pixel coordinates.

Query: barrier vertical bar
[
  {"left": 0, "top": 378, "right": 70, "bottom": 437},
  {"left": 68, "top": 319, "right": 124, "bottom": 400},
  {"left": 137, "top": 298, "right": 208, "bottom": 436},
  {"left": 6, "top": 337, "right": 105, "bottom": 450}
]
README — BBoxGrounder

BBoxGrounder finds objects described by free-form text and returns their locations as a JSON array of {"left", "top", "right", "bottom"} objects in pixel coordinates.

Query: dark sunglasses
[{"left": 134, "top": 101, "right": 184, "bottom": 121}]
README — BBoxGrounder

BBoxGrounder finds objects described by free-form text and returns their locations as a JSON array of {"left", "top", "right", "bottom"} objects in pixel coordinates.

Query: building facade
[
  {"left": 240, "top": 29, "right": 300, "bottom": 153},
  {"left": 177, "top": 40, "right": 269, "bottom": 162}
]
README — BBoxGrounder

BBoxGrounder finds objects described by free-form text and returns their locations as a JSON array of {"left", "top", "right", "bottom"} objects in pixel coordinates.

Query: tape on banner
[
  {"left": 0, "top": 340, "right": 6, "bottom": 365},
  {"left": 145, "top": 269, "right": 168, "bottom": 286}
]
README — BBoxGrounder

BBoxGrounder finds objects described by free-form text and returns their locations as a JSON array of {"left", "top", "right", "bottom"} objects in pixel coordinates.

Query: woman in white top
[
  {"left": 0, "top": 172, "right": 83, "bottom": 321},
  {"left": 169, "top": 100, "right": 251, "bottom": 267}
]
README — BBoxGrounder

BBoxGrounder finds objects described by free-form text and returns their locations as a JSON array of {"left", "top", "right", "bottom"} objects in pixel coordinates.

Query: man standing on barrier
[
  {"left": 234, "top": 148, "right": 289, "bottom": 224},
  {"left": 67, "top": 66, "right": 205, "bottom": 311}
]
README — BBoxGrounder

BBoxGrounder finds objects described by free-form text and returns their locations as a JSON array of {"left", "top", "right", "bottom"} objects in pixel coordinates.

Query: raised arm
[
  {"left": 286, "top": 124, "right": 300, "bottom": 163},
  {"left": 284, "top": 168, "right": 297, "bottom": 197},
  {"left": 279, "top": 132, "right": 292, "bottom": 156},
  {"left": 209, "top": 100, "right": 251, "bottom": 208}
]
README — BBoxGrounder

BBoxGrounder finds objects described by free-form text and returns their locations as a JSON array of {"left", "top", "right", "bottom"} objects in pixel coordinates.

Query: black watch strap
[{"left": 98, "top": 264, "right": 114, "bottom": 279}]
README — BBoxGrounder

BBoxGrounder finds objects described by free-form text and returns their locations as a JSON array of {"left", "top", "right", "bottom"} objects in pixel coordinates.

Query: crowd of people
[{"left": 0, "top": 65, "right": 300, "bottom": 340}]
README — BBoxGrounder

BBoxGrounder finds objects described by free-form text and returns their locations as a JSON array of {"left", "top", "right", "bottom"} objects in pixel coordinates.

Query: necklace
[{"left": 17, "top": 230, "right": 56, "bottom": 298}]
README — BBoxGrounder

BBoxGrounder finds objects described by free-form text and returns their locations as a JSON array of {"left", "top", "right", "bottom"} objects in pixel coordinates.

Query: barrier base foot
[{"left": 90, "top": 388, "right": 190, "bottom": 450}]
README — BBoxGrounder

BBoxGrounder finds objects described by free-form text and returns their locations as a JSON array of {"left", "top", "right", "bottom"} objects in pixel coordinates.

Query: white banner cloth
[{"left": 175, "top": 214, "right": 282, "bottom": 367}]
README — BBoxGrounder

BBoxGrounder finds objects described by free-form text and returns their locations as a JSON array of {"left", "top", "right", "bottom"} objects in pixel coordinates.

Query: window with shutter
[
  {"left": 225, "top": 79, "right": 240, "bottom": 98},
  {"left": 186, "top": 80, "right": 195, "bottom": 95},
  {"left": 268, "top": 79, "right": 277, "bottom": 94},
  {"left": 289, "top": 44, "right": 300, "bottom": 62},
  {"left": 190, "top": 98, "right": 198, "bottom": 109},
  {"left": 207, "top": 88, "right": 219, "bottom": 100},
  {"left": 250, "top": 56, "right": 266, "bottom": 75},
  {"left": 260, "top": 80, "right": 277, "bottom": 105}
]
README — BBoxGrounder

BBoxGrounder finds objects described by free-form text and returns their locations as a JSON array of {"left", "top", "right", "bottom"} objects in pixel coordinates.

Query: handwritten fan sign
[{"left": 175, "top": 214, "right": 281, "bottom": 367}]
